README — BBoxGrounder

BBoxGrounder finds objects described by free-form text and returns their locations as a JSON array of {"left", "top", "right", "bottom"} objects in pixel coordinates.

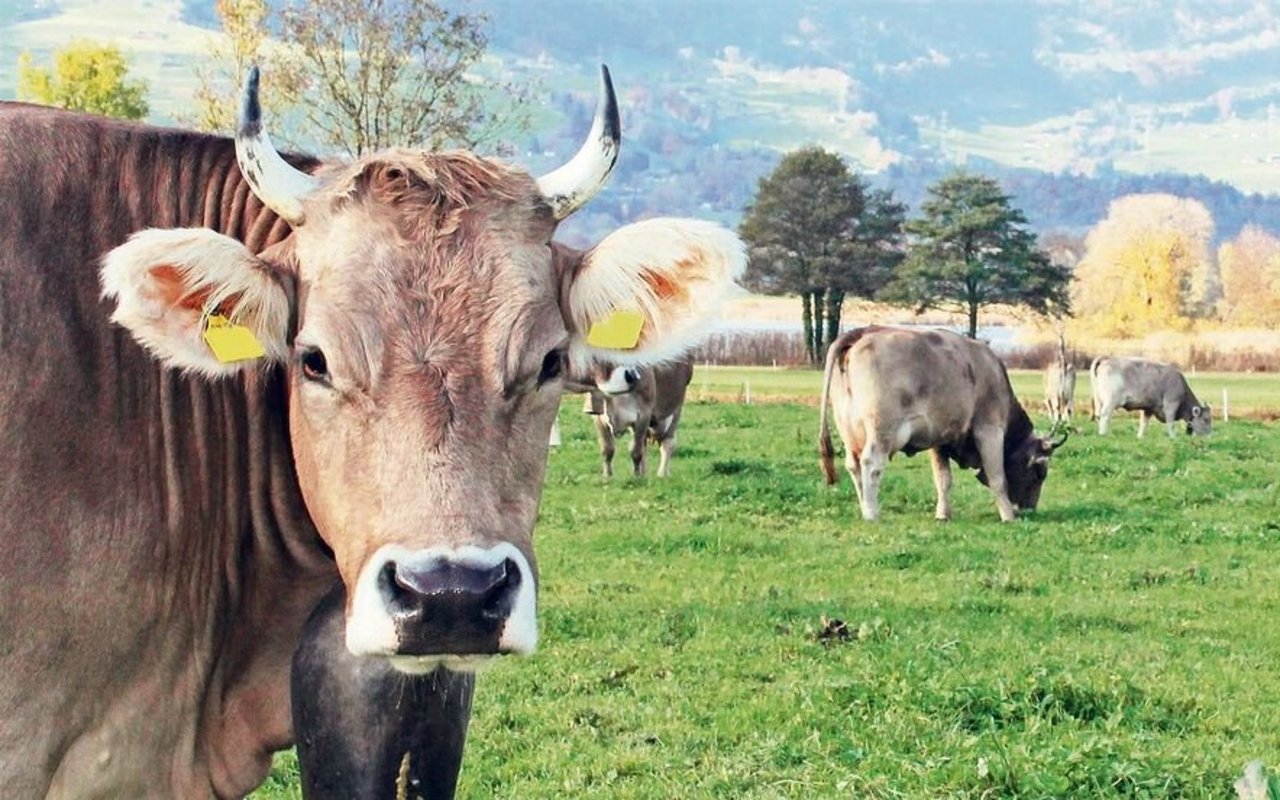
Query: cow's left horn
[
  {"left": 235, "top": 66, "right": 319, "bottom": 226},
  {"left": 536, "top": 64, "right": 621, "bottom": 220},
  {"left": 1048, "top": 428, "right": 1070, "bottom": 451}
]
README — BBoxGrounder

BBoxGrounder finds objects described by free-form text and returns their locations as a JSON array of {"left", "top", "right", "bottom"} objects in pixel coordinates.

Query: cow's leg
[
  {"left": 1096, "top": 402, "right": 1113, "bottom": 435},
  {"left": 976, "top": 429, "right": 1017, "bottom": 522},
  {"left": 929, "top": 448, "right": 953, "bottom": 521},
  {"left": 858, "top": 439, "right": 888, "bottom": 522},
  {"left": 657, "top": 432, "right": 677, "bottom": 477},
  {"left": 844, "top": 449, "right": 864, "bottom": 506},
  {"left": 1136, "top": 410, "right": 1149, "bottom": 438},
  {"left": 630, "top": 423, "right": 648, "bottom": 477},
  {"left": 595, "top": 417, "right": 615, "bottom": 477},
  {"left": 293, "top": 587, "right": 475, "bottom": 800},
  {"left": 1163, "top": 402, "right": 1180, "bottom": 437}
]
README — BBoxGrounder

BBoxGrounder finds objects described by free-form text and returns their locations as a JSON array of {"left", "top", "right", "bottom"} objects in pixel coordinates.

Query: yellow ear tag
[
  {"left": 202, "top": 314, "right": 265, "bottom": 363},
  {"left": 586, "top": 308, "right": 645, "bottom": 350}
]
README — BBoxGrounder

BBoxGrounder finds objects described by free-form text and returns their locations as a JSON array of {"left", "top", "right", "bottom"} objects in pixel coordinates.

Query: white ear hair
[
  {"left": 101, "top": 228, "right": 291, "bottom": 378},
  {"left": 568, "top": 217, "right": 746, "bottom": 368}
]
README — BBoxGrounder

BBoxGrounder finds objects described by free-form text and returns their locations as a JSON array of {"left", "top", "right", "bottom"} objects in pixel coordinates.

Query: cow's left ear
[
  {"left": 564, "top": 217, "right": 745, "bottom": 367},
  {"left": 101, "top": 228, "right": 291, "bottom": 378}
]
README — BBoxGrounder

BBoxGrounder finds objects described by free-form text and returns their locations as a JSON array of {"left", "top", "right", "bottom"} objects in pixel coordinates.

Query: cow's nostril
[{"left": 481, "top": 559, "right": 521, "bottom": 619}]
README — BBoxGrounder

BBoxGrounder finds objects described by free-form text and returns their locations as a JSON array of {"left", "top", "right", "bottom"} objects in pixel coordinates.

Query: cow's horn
[
  {"left": 1049, "top": 428, "right": 1070, "bottom": 451},
  {"left": 235, "top": 66, "right": 319, "bottom": 226},
  {"left": 536, "top": 64, "right": 621, "bottom": 220}
]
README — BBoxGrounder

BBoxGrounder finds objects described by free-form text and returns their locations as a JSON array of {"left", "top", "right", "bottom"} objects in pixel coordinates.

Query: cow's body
[
  {"left": 1043, "top": 360, "right": 1076, "bottom": 425},
  {"left": 1090, "top": 356, "right": 1211, "bottom": 437},
  {"left": 578, "top": 359, "right": 693, "bottom": 477},
  {"left": 0, "top": 104, "right": 333, "bottom": 798},
  {"left": 818, "top": 326, "right": 1063, "bottom": 522},
  {"left": 0, "top": 66, "right": 745, "bottom": 799}
]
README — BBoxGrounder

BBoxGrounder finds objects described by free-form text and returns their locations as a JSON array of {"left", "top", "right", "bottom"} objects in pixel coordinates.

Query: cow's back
[{"left": 0, "top": 104, "right": 326, "bottom": 797}]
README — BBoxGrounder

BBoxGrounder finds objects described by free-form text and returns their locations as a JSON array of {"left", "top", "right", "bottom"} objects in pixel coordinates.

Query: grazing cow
[
  {"left": 818, "top": 326, "right": 1067, "bottom": 522},
  {"left": 1043, "top": 337, "right": 1076, "bottom": 425},
  {"left": 573, "top": 358, "right": 694, "bottom": 477},
  {"left": 1090, "top": 356, "right": 1212, "bottom": 437},
  {"left": 0, "top": 66, "right": 745, "bottom": 799}
]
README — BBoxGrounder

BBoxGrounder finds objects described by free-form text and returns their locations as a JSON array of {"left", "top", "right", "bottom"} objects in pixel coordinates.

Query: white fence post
[
  {"left": 743, "top": 380, "right": 752, "bottom": 405},
  {"left": 548, "top": 418, "right": 562, "bottom": 447},
  {"left": 1222, "top": 388, "right": 1229, "bottom": 423}
]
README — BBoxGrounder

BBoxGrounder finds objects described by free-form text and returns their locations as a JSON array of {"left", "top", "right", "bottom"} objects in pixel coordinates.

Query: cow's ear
[
  {"left": 564, "top": 217, "right": 745, "bottom": 367},
  {"left": 101, "top": 228, "right": 291, "bottom": 378}
]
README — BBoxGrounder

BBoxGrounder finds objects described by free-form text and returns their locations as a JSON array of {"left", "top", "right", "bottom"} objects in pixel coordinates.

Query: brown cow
[
  {"left": 0, "top": 66, "right": 745, "bottom": 798},
  {"left": 818, "top": 326, "right": 1066, "bottom": 522},
  {"left": 574, "top": 358, "right": 694, "bottom": 477}
]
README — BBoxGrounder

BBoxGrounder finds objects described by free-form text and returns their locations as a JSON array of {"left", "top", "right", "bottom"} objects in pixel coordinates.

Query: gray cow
[
  {"left": 1090, "top": 356, "right": 1212, "bottom": 436},
  {"left": 1043, "top": 359, "right": 1077, "bottom": 426},
  {"left": 575, "top": 359, "right": 694, "bottom": 477},
  {"left": 819, "top": 326, "right": 1066, "bottom": 522}
]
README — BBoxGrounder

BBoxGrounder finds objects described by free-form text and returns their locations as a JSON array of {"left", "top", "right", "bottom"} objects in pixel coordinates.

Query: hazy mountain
[{"left": 3, "top": 0, "right": 1279, "bottom": 245}]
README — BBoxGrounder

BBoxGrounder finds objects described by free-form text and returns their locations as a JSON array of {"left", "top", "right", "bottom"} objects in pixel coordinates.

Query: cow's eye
[
  {"left": 537, "top": 348, "right": 565, "bottom": 388},
  {"left": 300, "top": 347, "right": 329, "bottom": 383}
]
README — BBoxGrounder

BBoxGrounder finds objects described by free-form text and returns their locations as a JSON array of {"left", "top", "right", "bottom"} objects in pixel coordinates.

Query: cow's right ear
[{"left": 101, "top": 228, "right": 291, "bottom": 378}]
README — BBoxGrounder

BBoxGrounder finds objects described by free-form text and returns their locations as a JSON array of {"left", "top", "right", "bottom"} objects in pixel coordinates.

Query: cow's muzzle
[{"left": 346, "top": 543, "right": 538, "bottom": 670}]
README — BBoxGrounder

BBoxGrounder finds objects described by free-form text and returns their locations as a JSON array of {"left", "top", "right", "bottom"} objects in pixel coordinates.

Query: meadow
[{"left": 254, "top": 376, "right": 1280, "bottom": 799}]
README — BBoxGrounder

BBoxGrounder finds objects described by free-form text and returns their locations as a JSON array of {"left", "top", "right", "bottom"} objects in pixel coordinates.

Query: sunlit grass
[{"left": 254, "top": 397, "right": 1280, "bottom": 798}]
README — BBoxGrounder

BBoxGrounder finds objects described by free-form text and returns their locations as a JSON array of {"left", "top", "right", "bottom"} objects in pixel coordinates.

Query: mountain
[{"left": 3, "top": 0, "right": 1279, "bottom": 245}]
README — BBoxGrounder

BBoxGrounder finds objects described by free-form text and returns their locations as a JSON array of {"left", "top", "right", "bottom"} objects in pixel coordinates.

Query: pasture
[{"left": 254, "top": 380, "right": 1280, "bottom": 798}]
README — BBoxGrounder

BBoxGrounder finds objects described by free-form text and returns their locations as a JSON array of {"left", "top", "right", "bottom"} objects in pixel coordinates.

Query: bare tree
[
  {"left": 276, "top": 0, "right": 532, "bottom": 156},
  {"left": 192, "top": 0, "right": 532, "bottom": 156}
]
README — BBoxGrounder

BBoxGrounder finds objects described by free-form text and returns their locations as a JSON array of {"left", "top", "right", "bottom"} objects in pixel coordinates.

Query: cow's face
[
  {"left": 1187, "top": 404, "right": 1212, "bottom": 435},
  {"left": 985, "top": 433, "right": 1066, "bottom": 512},
  {"left": 100, "top": 67, "right": 746, "bottom": 672}
]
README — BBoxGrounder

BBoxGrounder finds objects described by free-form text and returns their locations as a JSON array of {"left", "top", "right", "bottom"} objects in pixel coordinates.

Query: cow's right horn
[
  {"left": 536, "top": 64, "right": 621, "bottom": 220},
  {"left": 235, "top": 66, "right": 319, "bottom": 226}
]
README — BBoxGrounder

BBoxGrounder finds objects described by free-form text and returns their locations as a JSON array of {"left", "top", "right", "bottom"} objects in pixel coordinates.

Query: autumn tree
[
  {"left": 1071, "top": 193, "right": 1215, "bottom": 337},
  {"left": 883, "top": 172, "right": 1070, "bottom": 338},
  {"left": 17, "top": 41, "right": 149, "bottom": 120},
  {"left": 192, "top": 0, "right": 532, "bottom": 155},
  {"left": 740, "top": 147, "right": 904, "bottom": 364},
  {"left": 1218, "top": 225, "right": 1280, "bottom": 327}
]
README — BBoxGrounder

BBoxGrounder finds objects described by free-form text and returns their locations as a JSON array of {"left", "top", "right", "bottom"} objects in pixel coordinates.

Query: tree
[
  {"left": 883, "top": 171, "right": 1070, "bottom": 338},
  {"left": 192, "top": 0, "right": 532, "bottom": 155},
  {"left": 1218, "top": 225, "right": 1280, "bottom": 327},
  {"left": 739, "top": 147, "right": 904, "bottom": 364},
  {"left": 190, "top": 0, "right": 302, "bottom": 135},
  {"left": 1071, "top": 193, "right": 1215, "bottom": 337},
  {"left": 17, "top": 41, "right": 149, "bottom": 120}
]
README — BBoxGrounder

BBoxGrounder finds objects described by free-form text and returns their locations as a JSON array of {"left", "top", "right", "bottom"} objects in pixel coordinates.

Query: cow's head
[
  {"left": 1187, "top": 404, "right": 1212, "bottom": 436},
  {"left": 100, "top": 66, "right": 745, "bottom": 672},
  {"left": 980, "top": 427, "right": 1069, "bottom": 512}
]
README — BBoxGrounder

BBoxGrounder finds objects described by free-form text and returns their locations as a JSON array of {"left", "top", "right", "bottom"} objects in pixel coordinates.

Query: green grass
[{"left": 252, "top": 397, "right": 1280, "bottom": 799}]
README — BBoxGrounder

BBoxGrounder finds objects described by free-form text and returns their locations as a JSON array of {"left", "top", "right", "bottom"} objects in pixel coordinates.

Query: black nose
[
  {"left": 381, "top": 558, "right": 521, "bottom": 655},
  {"left": 624, "top": 368, "right": 639, "bottom": 385}
]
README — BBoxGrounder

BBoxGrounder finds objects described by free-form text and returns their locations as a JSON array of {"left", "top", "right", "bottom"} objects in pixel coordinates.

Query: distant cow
[
  {"left": 1090, "top": 356, "right": 1212, "bottom": 437},
  {"left": 574, "top": 359, "right": 694, "bottom": 477},
  {"left": 1043, "top": 359, "right": 1076, "bottom": 425},
  {"left": 819, "top": 326, "right": 1067, "bottom": 522}
]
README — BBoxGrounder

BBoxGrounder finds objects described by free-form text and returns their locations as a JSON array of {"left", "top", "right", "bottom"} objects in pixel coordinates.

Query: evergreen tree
[
  {"left": 885, "top": 171, "right": 1069, "bottom": 338},
  {"left": 739, "top": 147, "right": 904, "bottom": 363}
]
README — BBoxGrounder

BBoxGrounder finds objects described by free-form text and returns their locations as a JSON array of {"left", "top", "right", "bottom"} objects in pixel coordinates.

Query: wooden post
[
  {"left": 548, "top": 418, "right": 562, "bottom": 447},
  {"left": 1222, "top": 388, "right": 1229, "bottom": 423},
  {"left": 743, "top": 380, "right": 752, "bottom": 405}
]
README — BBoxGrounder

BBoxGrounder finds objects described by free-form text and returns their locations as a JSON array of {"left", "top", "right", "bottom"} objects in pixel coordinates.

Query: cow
[
  {"left": 1089, "top": 356, "right": 1212, "bottom": 437},
  {"left": 1043, "top": 336, "right": 1076, "bottom": 425},
  {"left": 0, "top": 65, "right": 746, "bottom": 799},
  {"left": 818, "top": 326, "right": 1067, "bottom": 522},
  {"left": 572, "top": 358, "right": 694, "bottom": 477}
]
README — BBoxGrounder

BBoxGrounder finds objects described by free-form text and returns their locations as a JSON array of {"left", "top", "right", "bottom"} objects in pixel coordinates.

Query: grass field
[{"left": 253, "top": 382, "right": 1280, "bottom": 799}]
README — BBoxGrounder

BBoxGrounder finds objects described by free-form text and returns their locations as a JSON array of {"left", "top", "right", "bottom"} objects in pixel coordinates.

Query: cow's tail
[{"left": 818, "top": 337, "right": 842, "bottom": 486}]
